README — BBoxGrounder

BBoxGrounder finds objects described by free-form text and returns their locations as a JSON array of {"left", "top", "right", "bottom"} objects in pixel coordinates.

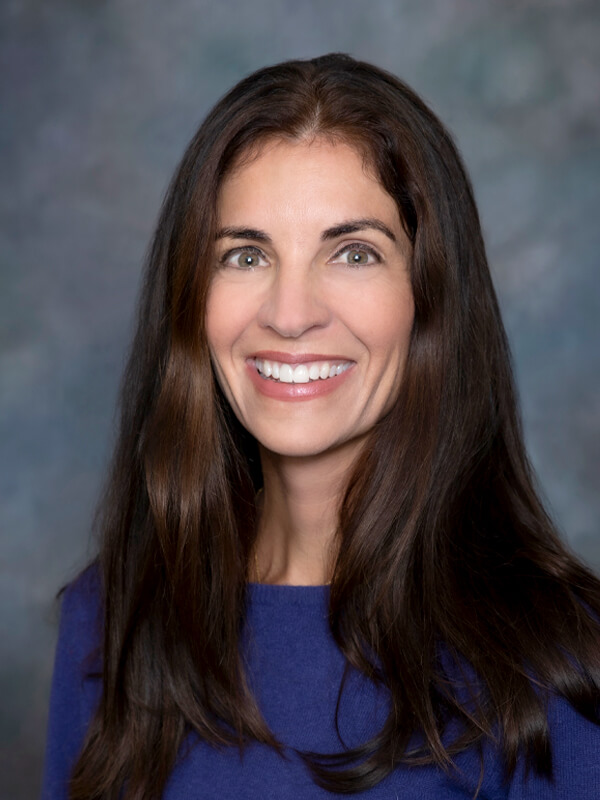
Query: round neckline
[{"left": 247, "top": 581, "right": 330, "bottom": 607}]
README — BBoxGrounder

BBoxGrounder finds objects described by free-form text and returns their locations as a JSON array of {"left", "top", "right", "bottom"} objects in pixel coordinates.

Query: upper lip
[{"left": 250, "top": 351, "right": 354, "bottom": 364}]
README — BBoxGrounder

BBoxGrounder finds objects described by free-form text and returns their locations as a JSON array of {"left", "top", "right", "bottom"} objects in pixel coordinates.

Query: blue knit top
[{"left": 42, "top": 568, "right": 600, "bottom": 798}]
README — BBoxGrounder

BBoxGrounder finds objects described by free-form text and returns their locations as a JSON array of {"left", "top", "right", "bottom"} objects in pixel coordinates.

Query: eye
[
  {"left": 331, "top": 243, "right": 382, "bottom": 267},
  {"left": 220, "top": 246, "right": 269, "bottom": 270}
]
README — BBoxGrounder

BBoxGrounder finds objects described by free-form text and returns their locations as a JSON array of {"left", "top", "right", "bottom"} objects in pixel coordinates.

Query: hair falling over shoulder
[{"left": 69, "top": 54, "right": 600, "bottom": 800}]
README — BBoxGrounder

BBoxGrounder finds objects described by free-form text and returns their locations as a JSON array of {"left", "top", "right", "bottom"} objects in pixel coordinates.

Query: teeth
[
  {"left": 308, "top": 364, "right": 320, "bottom": 381},
  {"left": 279, "top": 364, "right": 294, "bottom": 383},
  {"left": 254, "top": 358, "right": 352, "bottom": 383},
  {"left": 292, "top": 364, "right": 309, "bottom": 383}
]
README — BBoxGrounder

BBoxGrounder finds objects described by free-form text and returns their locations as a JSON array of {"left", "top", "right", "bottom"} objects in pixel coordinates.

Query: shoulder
[
  {"left": 505, "top": 692, "right": 600, "bottom": 799},
  {"left": 41, "top": 563, "right": 104, "bottom": 799},
  {"left": 547, "top": 692, "right": 600, "bottom": 786},
  {"left": 439, "top": 644, "right": 600, "bottom": 797},
  {"left": 61, "top": 561, "right": 103, "bottom": 615},
  {"left": 56, "top": 562, "right": 104, "bottom": 677}
]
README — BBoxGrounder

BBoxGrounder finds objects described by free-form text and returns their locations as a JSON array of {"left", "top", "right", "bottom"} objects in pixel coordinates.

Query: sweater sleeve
[
  {"left": 507, "top": 694, "right": 600, "bottom": 799},
  {"left": 40, "top": 567, "right": 103, "bottom": 800}
]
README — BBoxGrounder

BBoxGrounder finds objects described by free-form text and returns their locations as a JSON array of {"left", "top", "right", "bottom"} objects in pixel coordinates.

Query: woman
[{"left": 42, "top": 54, "right": 600, "bottom": 799}]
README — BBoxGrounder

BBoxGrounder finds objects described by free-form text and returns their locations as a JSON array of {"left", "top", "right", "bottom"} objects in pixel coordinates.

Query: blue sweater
[{"left": 42, "top": 568, "right": 600, "bottom": 798}]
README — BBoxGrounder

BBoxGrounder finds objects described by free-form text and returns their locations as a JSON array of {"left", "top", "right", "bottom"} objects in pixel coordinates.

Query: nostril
[{"left": 258, "top": 278, "right": 330, "bottom": 338}]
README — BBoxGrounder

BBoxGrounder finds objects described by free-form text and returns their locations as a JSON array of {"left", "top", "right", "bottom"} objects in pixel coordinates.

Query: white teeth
[
  {"left": 254, "top": 358, "right": 352, "bottom": 384},
  {"left": 308, "top": 363, "right": 320, "bottom": 381},
  {"left": 279, "top": 364, "right": 293, "bottom": 383},
  {"left": 292, "top": 364, "right": 309, "bottom": 383}
]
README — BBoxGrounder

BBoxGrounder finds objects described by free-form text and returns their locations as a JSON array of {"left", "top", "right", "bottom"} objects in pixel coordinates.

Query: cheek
[
  {"left": 205, "top": 284, "right": 261, "bottom": 417},
  {"left": 205, "top": 292, "right": 235, "bottom": 392},
  {"left": 350, "top": 288, "right": 414, "bottom": 366},
  {"left": 204, "top": 305, "right": 239, "bottom": 412},
  {"left": 205, "top": 283, "right": 244, "bottom": 360},
  {"left": 369, "top": 297, "right": 414, "bottom": 414}
]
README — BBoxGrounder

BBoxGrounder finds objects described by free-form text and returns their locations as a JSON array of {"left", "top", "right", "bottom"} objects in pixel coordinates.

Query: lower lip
[{"left": 246, "top": 361, "right": 354, "bottom": 401}]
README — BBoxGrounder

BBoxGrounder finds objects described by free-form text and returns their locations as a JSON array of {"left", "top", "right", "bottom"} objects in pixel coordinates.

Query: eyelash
[
  {"left": 219, "top": 246, "right": 266, "bottom": 268},
  {"left": 218, "top": 241, "right": 383, "bottom": 268},
  {"left": 331, "top": 242, "right": 382, "bottom": 265}
]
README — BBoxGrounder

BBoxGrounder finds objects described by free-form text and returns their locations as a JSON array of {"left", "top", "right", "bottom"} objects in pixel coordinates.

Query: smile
[{"left": 253, "top": 358, "right": 354, "bottom": 384}]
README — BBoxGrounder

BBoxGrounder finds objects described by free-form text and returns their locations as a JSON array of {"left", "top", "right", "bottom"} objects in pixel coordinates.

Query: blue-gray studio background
[{"left": 1, "top": 1, "right": 599, "bottom": 797}]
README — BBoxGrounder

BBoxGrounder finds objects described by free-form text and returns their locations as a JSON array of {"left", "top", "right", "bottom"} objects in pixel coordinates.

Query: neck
[{"left": 254, "top": 444, "right": 360, "bottom": 586}]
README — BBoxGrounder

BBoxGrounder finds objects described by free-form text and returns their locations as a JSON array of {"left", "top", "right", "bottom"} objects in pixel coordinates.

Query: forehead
[{"left": 217, "top": 138, "right": 401, "bottom": 235}]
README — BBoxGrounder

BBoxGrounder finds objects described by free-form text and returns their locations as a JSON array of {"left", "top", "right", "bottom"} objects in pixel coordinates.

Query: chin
[
  {"left": 253, "top": 427, "right": 368, "bottom": 462},
  {"left": 258, "top": 439, "right": 338, "bottom": 460}
]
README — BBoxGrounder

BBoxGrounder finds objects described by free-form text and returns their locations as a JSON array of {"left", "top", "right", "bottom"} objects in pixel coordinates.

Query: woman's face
[{"left": 207, "top": 138, "right": 414, "bottom": 460}]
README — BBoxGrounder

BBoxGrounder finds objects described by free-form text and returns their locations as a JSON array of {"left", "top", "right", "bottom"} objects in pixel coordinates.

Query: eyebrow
[
  {"left": 216, "top": 227, "right": 272, "bottom": 243},
  {"left": 321, "top": 218, "right": 396, "bottom": 243},
  {"left": 215, "top": 218, "right": 397, "bottom": 244}
]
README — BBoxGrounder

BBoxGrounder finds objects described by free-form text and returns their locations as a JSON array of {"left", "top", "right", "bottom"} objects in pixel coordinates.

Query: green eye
[
  {"left": 333, "top": 244, "right": 381, "bottom": 266},
  {"left": 237, "top": 251, "right": 261, "bottom": 268},
  {"left": 219, "top": 246, "right": 267, "bottom": 270},
  {"left": 347, "top": 249, "right": 370, "bottom": 265}
]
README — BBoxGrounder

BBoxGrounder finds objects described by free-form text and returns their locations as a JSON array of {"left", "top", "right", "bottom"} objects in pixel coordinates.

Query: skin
[{"left": 207, "top": 138, "right": 414, "bottom": 585}]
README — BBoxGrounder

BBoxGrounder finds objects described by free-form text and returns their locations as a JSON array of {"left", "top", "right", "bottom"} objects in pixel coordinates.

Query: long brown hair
[{"left": 70, "top": 54, "right": 600, "bottom": 799}]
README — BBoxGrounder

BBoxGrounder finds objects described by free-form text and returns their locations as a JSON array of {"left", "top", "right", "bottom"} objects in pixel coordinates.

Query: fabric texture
[{"left": 41, "top": 567, "right": 600, "bottom": 798}]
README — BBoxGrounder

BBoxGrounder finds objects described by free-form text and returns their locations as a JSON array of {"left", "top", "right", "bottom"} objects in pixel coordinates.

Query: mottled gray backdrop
[{"left": 1, "top": 1, "right": 599, "bottom": 797}]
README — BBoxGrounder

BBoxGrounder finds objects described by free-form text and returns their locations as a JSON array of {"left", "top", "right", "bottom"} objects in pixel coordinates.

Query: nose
[{"left": 257, "top": 262, "right": 330, "bottom": 338}]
